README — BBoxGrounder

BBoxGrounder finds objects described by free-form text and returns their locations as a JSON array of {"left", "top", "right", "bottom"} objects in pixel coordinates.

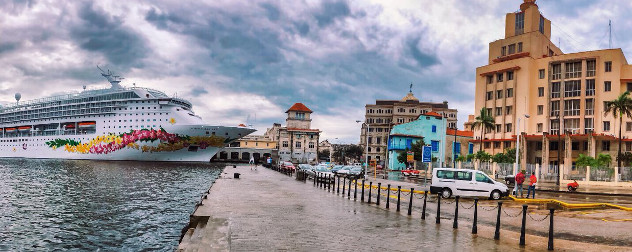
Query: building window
[
  {"left": 539, "top": 69, "right": 545, "bottom": 79},
  {"left": 537, "top": 123, "right": 543, "bottom": 133},
  {"left": 431, "top": 141, "right": 439, "bottom": 152},
  {"left": 508, "top": 44, "right": 516, "bottom": 55},
  {"left": 564, "top": 118, "right": 580, "bottom": 133},
  {"left": 506, "top": 88, "right": 513, "bottom": 98},
  {"left": 627, "top": 83, "right": 632, "bottom": 92},
  {"left": 515, "top": 12, "right": 524, "bottom": 35},
  {"left": 487, "top": 75, "right": 493, "bottom": 84},
  {"left": 397, "top": 118, "right": 404, "bottom": 123},
  {"left": 296, "top": 142, "right": 301, "bottom": 148},
  {"left": 484, "top": 142, "right": 491, "bottom": 149},
  {"left": 501, "top": 46, "right": 506, "bottom": 56},
  {"left": 536, "top": 141, "right": 543, "bottom": 151},
  {"left": 282, "top": 141, "right": 288, "bottom": 147},
  {"left": 505, "top": 106, "right": 513, "bottom": 115},
  {"left": 507, "top": 71, "right": 514, "bottom": 80},
  {"left": 496, "top": 124, "right": 501, "bottom": 132},
  {"left": 550, "top": 119, "right": 560, "bottom": 135},
  {"left": 537, "top": 105, "right": 543, "bottom": 115},
  {"left": 486, "top": 91, "right": 493, "bottom": 101},
  {"left": 550, "top": 101, "right": 560, "bottom": 117},
  {"left": 494, "top": 142, "right": 501, "bottom": 148},
  {"left": 497, "top": 73, "right": 503, "bottom": 82},
  {"left": 605, "top": 81, "right": 611, "bottom": 92},
  {"left": 368, "top": 137, "right": 372, "bottom": 144},
  {"left": 495, "top": 107, "right": 503, "bottom": 116},
  {"left": 584, "top": 118, "right": 593, "bottom": 134},
  {"left": 505, "top": 123, "right": 512, "bottom": 133},
  {"left": 603, "top": 121, "right": 610, "bottom": 132},
  {"left": 587, "top": 60, "right": 596, "bottom": 77},
  {"left": 552, "top": 64, "right": 562, "bottom": 80},
  {"left": 565, "top": 62, "right": 582, "bottom": 79},
  {"left": 376, "top": 137, "right": 382, "bottom": 144},
  {"left": 585, "top": 98, "right": 594, "bottom": 116},
  {"left": 564, "top": 81, "right": 581, "bottom": 97},
  {"left": 605, "top": 61, "right": 612, "bottom": 72},
  {"left": 487, "top": 108, "right": 492, "bottom": 117},
  {"left": 539, "top": 15, "right": 545, "bottom": 34},
  {"left": 550, "top": 141, "right": 559, "bottom": 151},
  {"left": 296, "top": 112, "right": 305, "bottom": 120},
  {"left": 432, "top": 125, "right": 437, "bottom": 133},
  {"left": 309, "top": 142, "right": 314, "bottom": 148},
  {"left": 627, "top": 122, "right": 632, "bottom": 132},
  {"left": 496, "top": 90, "right": 503, "bottom": 99},
  {"left": 586, "top": 79, "right": 595, "bottom": 96},
  {"left": 551, "top": 82, "right": 561, "bottom": 98},
  {"left": 602, "top": 141, "right": 610, "bottom": 151},
  {"left": 538, "top": 87, "right": 544, "bottom": 97},
  {"left": 517, "top": 42, "right": 523, "bottom": 53},
  {"left": 572, "top": 142, "right": 579, "bottom": 151}
]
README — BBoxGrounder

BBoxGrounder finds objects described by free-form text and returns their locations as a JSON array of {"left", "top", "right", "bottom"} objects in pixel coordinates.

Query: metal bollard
[
  {"left": 520, "top": 204, "right": 528, "bottom": 246},
  {"left": 436, "top": 195, "right": 441, "bottom": 224},
  {"left": 328, "top": 175, "right": 331, "bottom": 192},
  {"left": 342, "top": 177, "right": 346, "bottom": 195},
  {"left": 421, "top": 191, "right": 428, "bottom": 220},
  {"left": 361, "top": 180, "right": 365, "bottom": 202},
  {"left": 337, "top": 176, "right": 341, "bottom": 194},
  {"left": 354, "top": 179, "right": 358, "bottom": 200},
  {"left": 494, "top": 201, "right": 503, "bottom": 240},
  {"left": 396, "top": 186, "right": 401, "bottom": 212},
  {"left": 453, "top": 196, "right": 460, "bottom": 229},
  {"left": 368, "top": 182, "right": 373, "bottom": 204},
  {"left": 376, "top": 183, "right": 381, "bottom": 205},
  {"left": 386, "top": 185, "right": 391, "bottom": 209},
  {"left": 408, "top": 188, "right": 414, "bottom": 216},
  {"left": 313, "top": 172, "right": 316, "bottom": 186},
  {"left": 548, "top": 208, "right": 555, "bottom": 250},
  {"left": 348, "top": 179, "right": 352, "bottom": 199},
  {"left": 472, "top": 198, "right": 478, "bottom": 234}
]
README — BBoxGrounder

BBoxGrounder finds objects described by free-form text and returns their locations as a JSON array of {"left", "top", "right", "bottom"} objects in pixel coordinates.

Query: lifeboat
[
  {"left": 65, "top": 124, "right": 75, "bottom": 128},
  {"left": 5, "top": 127, "right": 16, "bottom": 133},
  {"left": 18, "top": 126, "right": 31, "bottom": 132},
  {"left": 78, "top": 121, "right": 96, "bottom": 128}
]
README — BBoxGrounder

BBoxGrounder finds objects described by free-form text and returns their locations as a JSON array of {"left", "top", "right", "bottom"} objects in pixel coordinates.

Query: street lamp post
[
  {"left": 514, "top": 114, "right": 530, "bottom": 177},
  {"left": 453, "top": 119, "right": 458, "bottom": 168},
  {"left": 356, "top": 120, "right": 369, "bottom": 178}
]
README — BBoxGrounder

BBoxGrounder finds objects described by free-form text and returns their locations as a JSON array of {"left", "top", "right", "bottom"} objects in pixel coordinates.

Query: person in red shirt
[
  {"left": 514, "top": 170, "right": 526, "bottom": 197},
  {"left": 526, "top": 172, "right": 537, "bottom": 199}
]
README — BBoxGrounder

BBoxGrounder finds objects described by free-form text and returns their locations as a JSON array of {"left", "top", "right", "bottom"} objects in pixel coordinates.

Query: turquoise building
[{"left": 387, "top": 112, "right": 447, "bottom": 170}]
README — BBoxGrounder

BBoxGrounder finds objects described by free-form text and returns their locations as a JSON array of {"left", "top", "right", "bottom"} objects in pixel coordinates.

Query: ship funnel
[{"left": 15, "top": 93, "right": 21, "bottom": 105}]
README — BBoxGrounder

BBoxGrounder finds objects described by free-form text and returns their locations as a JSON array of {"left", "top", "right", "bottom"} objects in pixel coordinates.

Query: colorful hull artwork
[{"left": 45, "top": 128, "right": 225, "bottom": 154}]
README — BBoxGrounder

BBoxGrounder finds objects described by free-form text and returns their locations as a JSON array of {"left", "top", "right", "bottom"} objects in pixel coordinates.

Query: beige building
[
  {"left": 473, "top": 0, "right": 632, "bottom": 169},
  {"left": 362, "top": 90, "right": 458, "bottom": 165},
  {"left": 237, "top": 135, "right": 277, "bottom": 149},
  {"left": 265, "top": 103, "right": 321, "bottom": 164}
]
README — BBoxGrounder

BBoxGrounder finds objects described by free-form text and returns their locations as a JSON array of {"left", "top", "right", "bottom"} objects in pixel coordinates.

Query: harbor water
[{"left": 0, "top": 159, "right": 223, "bottom": 251}]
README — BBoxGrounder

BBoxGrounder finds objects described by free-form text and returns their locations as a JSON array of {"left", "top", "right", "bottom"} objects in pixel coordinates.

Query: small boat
[
  {"left": 78, "top": 122, "right": 96, "bottom": 128},
  {"left": 5, "top": 127, "right": 16, "bottom": 133},
  {"left": 18, "top": 126, "right": 31, "bottom": 132}
]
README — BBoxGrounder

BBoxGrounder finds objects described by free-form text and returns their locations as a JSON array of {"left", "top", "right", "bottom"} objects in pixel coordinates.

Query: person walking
[
  {"left": 249, "top": 156, "right": 256, "bottom": 170},
  {"left": 514, "top": 170, "right": 525, "bottom": 198},
  {"left": 526, "top": 172, "right": 537, "bottom": 199}
]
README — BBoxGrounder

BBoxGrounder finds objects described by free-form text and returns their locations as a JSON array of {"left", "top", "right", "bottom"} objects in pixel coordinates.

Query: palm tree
[
  {"left": 604, "top": 91, "right": 632, "bottom": 168},
  {"left": 471, "top": 107, "right": 496, "bottom": 152}
]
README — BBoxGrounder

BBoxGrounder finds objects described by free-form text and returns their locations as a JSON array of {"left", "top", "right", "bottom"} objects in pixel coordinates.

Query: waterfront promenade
[{"left": 178, "top": 165, "right": 627, "bottom": 251}]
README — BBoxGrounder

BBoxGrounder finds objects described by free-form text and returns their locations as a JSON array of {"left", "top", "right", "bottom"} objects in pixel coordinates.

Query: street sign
[
  {"left": 406, "top": 151, "right": 414, "bottom": 163},
  {"left": 422, "top": 146, "right": 431, "bottom": 162}
]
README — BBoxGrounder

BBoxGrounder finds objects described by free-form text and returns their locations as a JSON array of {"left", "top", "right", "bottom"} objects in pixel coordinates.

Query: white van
[{"left": 430, "top": 168, "right": 509, "bottom": 200}]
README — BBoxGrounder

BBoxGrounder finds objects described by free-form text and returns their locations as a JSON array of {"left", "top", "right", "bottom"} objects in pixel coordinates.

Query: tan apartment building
[
  {"left": 472, "top": 0, "right": 632, "bottom": 169},
  {"left": 237, "top": 135, "right": 277, "bottom": 149},
  {"left": 363, "top": 90, "right": 458, "bottom": 166}
]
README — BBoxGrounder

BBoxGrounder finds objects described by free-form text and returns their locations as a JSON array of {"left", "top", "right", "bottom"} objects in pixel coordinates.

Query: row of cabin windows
[
  {"left": 366, "top": 118, "right": 392, "bottom": 124},
  {"left": 367, "top": 109, "right": 393, "bottom": 114},
  {"left": 281, "top": 141, "right": 315, "bottom": 148}
]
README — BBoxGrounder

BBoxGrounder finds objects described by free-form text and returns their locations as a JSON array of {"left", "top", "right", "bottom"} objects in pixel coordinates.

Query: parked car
[
  {"left": 330, "top": 165, "right": 344, "bottom": 173},
  {"left": 401, "top": 169, "right": 421, "bottom": 176},
  {"left": 280, "top": 161, "right": 296, "bottom": 171},
  {"left": 430, "top": 168, "right": 509, "bottom": 200},
  {"left": 336, "top": 166, "right": 354, "bottom": 176},
  {"left": 307, "top": 166, "right": 334, "bottom": 181},
  {"left": 347, "top": 166, "right": 364, "bottom": 179},
  {"left": 504, "top": 175, "right": 515, "bottom": 185},
  {"left": 297, "top": 164, "right": 312, "bottom": 172}
]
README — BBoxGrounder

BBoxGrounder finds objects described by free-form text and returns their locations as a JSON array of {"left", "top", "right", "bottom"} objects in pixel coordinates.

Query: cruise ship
[{"left": 0, "top": 69, "right": 255, "bottom": 161}]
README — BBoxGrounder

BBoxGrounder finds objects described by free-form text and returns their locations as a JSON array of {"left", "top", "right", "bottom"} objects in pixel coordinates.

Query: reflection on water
[{"left": 0, "top": 159, "right": 223, "bottom": 251}]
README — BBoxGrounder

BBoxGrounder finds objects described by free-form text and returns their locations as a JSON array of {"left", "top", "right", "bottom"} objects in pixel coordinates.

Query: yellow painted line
[
  {"left": 508, "top": 195, "right": 632, "bottom": 211},
  {"left": 601, "top": 218, "right": 632, "bottom": 222}
]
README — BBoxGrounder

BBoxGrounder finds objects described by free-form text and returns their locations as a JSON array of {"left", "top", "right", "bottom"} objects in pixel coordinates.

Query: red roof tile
[
  {"left": 286, "top": 103, "right": 313, "bottom": 113},
  {"left": 422, "top": 111, "right": 442, "bottom": 118}
]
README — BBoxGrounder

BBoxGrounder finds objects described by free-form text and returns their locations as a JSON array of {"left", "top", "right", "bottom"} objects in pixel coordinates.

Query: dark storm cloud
[
  {"left": 259, "top": 3, "right": 280, "bottom": 21},
  {"left": 407, "top": 36, "right": 439, "bottom": 68},
  {"left": 293, "top": 21, "right": 310, "bottom": 36},
  {"left": 70, "top": 2, "right": 149, "bottom": 68},
  {"left": 314, "top": 1, "right": 350, "bottom": 27}
]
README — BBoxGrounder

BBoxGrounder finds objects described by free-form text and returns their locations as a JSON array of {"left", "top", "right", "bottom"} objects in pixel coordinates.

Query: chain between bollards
[
  {"left": 520, "top": 204, "right": 528, "bottom": 246},
  {"left": 421, "top": 191, "right": 428, "bottom": 220},
  {"left": 407, "top": 188, "right": 414, "bottom": 215},
  {"left": 494, "top": 201, "right": 503, "bottom": 240},
  {"left": 453, "top": 196, "right": 459, "bottom": 229},
  {"left": 472, "top": 198, "right": 478, "bottom": 234},
  {"left": 396, "top": 186, "right": 401, "bottom": 212},
  {"left": 386, "top": 184, "right": 391, "bottom": 209}
]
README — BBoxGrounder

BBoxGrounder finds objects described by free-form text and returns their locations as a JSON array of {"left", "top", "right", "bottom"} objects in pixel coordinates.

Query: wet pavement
[{"left": 178, "top": 166, "right": 629, "bottom": 251}]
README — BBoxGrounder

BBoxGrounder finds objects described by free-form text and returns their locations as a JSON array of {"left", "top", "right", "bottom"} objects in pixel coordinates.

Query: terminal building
[{"left": 471, "top": 0, "right": 632, "bottom": 169}]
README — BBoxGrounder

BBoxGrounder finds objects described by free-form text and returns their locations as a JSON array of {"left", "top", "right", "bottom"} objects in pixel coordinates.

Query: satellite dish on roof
[{"left": 15, "top": 93, "right": 21, "bottom": 104}]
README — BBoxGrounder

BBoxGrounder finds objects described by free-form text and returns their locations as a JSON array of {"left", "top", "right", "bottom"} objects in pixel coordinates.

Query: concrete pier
[{"left": 177, "top": 165, "right": 627, "bottom": 251}]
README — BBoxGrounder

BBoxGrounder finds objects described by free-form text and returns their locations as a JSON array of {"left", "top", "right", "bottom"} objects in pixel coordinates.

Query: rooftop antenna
[
  {"left": 409, "top": 82, "right": 413, "bottom": 93},
  {"left": 97, "top": 65, "right": 123, "bottom": 89},
  {"left": 609, "top": 19, "right": 612, "bottom": 49}
]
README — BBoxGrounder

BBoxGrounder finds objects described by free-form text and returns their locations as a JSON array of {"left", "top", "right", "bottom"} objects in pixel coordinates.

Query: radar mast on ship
[{"left": 97, "top": 65, "right": 124, "bottom": 89}]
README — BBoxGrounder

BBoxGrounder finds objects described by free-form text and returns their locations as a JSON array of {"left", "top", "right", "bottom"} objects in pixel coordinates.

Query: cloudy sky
[{"left": 1, "top": 0, "right": 631, "bottom": 143}]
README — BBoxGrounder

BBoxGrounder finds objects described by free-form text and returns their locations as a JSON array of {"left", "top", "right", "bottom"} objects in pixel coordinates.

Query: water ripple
[{"left": 0, "top": 159, "right": 222, "bottom": 251}]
